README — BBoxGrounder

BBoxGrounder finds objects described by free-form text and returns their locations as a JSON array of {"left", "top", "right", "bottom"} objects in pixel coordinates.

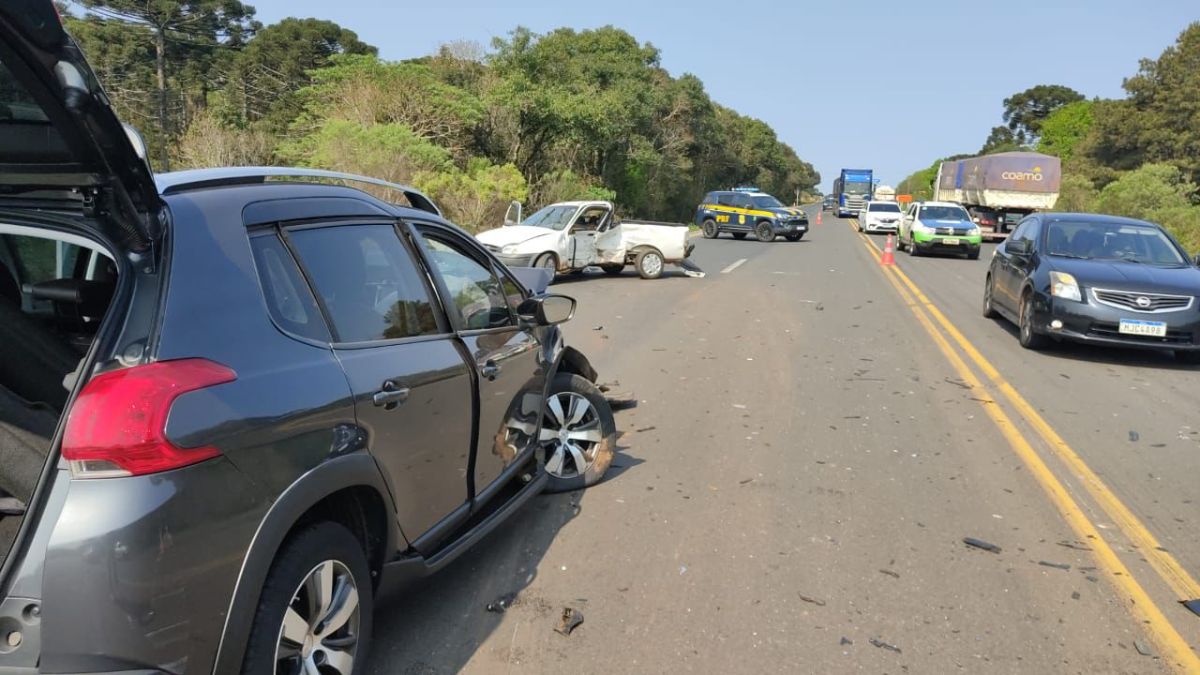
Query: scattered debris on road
[
  {"left": 963, "top": 537, "right": 1002, "bottom": 553},
  {"left": 607, "top": 397, "right": 638, "bottom": 411},
  {"left": 1057, "top": 541, "right": 1092, "bottom": 552},
  {"left": 1071, "top": 591, "right": 1081, "bottom": 600},
  {"left": 879, "top": 569, "right": 900, "bottom": 579},
  {"left": 593, "top": 325, "right": 603, "bottom": 331},
  {"left": 739, "top": 478, "right": 754, "bottom": 485},
  {"left": 486, "top": 592, "right": 518, "bottom": 613},
  {"left": 635, "top": 426, "right": 657, "bottom": 433},
  {"left": 798, "top": 593, "right": 826, "bottom": 607},
  {"left": 1134, "top": 639, "right": 1155, "bottom": 657},
  {"left": 1129, "top": 430, "right": 1140, "bottom": 442},
  {"left": 869, "top": 638, "right": 902, "bottom": 654},
  {"left": 1038, "top": 560, "right": 1071, "bottom": 571},
  {"left": 554, "top": 607, "right": 584, "bottom": 636},
  {"left": 840, "top": 637, "right": 853, "bottom": 646}
]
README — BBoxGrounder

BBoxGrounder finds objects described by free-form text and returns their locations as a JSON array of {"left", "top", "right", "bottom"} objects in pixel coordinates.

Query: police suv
[{"left": 695, "top": 188, "right": 809, "bottom": 242}]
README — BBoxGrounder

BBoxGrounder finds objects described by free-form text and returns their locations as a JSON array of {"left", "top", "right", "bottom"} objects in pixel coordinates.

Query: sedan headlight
[
  {"left": 1049, "top": 271, "right": 1082, "bottom": 302},
  {"left": 914, "top": 222, "right": 935, "bottom": 234},
  {"left": 968, "top": 226, "right": 981, "bottom": 236},
  {"left": 501, "top": 245, "right": 520, "bottom": 255}
]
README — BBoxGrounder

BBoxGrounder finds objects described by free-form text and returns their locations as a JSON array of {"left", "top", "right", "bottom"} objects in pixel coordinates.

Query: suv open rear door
[{"left": 0, "top": 0, "right": 161, "bottom": 251}]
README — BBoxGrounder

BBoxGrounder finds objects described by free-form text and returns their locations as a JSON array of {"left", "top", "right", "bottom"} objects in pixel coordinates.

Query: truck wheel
[
  {"left": 635, "top": 249, "right": 664, "bottom": 279},
  {"left": 541, "top": 373, "right": 617, "bottom": 493},
  {"left": 533, "top": 252, "right": 558, "bottom": 273},
  {"left": 732, "top": 232, "right": 747, "bottom": 240},
  {"left": 601, "top": 264, "right": 625, "bottom": 276},
  {"left": 241, "top": 522, "right": 373, "bottom": 675},
  {"left": 755, "top": 222, "right": 775, "bottom": 242},
  {"left": 701, "top": 219, "right": 719, "bottom": 239}
]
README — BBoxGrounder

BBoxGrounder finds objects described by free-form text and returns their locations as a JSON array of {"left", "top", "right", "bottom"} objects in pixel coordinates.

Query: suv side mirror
[
  {"left": 518, "top": 294, "right": 576, "bottom": 326},
  {"left": 1008, "top": 239, "right": 1032, "bottom": 256}
]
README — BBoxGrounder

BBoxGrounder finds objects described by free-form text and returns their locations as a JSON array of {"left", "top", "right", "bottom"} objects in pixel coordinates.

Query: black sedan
[{"left": 983, "top": 213, "right": 1200, "bottom": 363}]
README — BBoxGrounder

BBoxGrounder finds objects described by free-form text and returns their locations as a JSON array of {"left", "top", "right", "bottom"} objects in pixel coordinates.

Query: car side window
[
  {"left": 288, "top": 224, "right": 441, "bottom": 343},
  {"left": 717, "top": 193, "right": 735, "bottom": 207},
  {"left": 249, "top": 233, "right": 331, "bottom": 342},
  {"left": 417, "top": 231, "right": 516, "bottom": 331}
]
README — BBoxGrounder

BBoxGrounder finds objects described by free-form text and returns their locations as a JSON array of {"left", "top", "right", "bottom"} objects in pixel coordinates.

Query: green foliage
[
  {"left": 279, "top": 119, "right": 453, "bottom": 184},
  {"left": 531, "top": 170, "right": 616, "bottom": 206},
  {"left": 1002, "top": 84, "right": 1084, "bottom": 144},
  {"left": 416, "top": 158, "right": 528, "bottom": 233},
  {"left": 979, "top": 126, "right": 1022, "bottom": 155},
  {"left": 896, "top": 158, "right": 943, "bottom": 201},
  {"left": 1036, "top": 101, "right": 1093, "bottom": 161},
  {"left": 1055, "top": 174, "right": 1099, "bottom": 212},
  {"left": 1093, "top": 163, "right": 1196, "bottom": 218}
]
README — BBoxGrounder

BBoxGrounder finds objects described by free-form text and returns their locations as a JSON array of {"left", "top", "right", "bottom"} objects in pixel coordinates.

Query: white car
[
  {"left": 476, "top": 200, "right": 704, "bottom": 280},
  {"left": 857, "top": 201, "right": 904, "bottom": 233}
]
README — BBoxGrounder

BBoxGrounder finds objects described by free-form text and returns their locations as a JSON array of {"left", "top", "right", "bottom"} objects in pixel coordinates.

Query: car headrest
[{"left": 31, "top": 279, "right": 115, "bottom": 319}]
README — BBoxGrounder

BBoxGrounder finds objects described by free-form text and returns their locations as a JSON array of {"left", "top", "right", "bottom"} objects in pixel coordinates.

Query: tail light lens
[{"left": 62, "top": 359, "right": 237, "bottom": 478}]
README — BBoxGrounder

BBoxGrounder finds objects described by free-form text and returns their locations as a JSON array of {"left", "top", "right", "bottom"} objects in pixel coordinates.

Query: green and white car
[{"left": 897, "top": 201, "right": 983, "bottom": 259}]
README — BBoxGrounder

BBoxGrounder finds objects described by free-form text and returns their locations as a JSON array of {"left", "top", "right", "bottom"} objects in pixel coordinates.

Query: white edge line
[{"left": 720, "top": 258, "right": 747, "bottom": 274}]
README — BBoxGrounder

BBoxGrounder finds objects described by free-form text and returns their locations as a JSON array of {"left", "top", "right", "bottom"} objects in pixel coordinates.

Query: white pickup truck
[{"left": 476, "top": 201, "right": 704, "bottom": 280}]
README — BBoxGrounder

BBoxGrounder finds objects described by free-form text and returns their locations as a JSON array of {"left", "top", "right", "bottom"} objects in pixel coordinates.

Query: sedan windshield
[
  {"left": 919, "top": 206, "right": 970, "bottom": 221},
  {"left": 520, "top": 205, "right": 577, "bottom": 230},
  {"left": 868, "top": 203, "right": 901, "bottom": 213},
  {"left": 750, "top": 195, "right": 784, "bottom": 209},
  {"left": 1046, "top": 220, "right": 1186, "bottom": 265}
]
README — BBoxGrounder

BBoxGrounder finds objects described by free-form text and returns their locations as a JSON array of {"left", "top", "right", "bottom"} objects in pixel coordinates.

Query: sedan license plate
[
  {"left": 941, "top": 237, "right": 960, "bottom": 246},
  {"left": 1119, "top": 319, "right": 1167, "bottom": 337}
]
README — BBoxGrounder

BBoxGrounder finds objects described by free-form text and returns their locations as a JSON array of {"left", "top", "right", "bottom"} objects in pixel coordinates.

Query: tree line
[
  {"left": 897, "top": 22, "right": 1200, "bottom": 252},
  {"left": 59, "top": 2, "right": 820, "bottom": 231}
]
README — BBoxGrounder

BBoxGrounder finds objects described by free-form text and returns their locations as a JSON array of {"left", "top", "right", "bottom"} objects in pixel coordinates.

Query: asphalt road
[{"left": 368, "top": 207, "right": 1199, "bottom": 674}]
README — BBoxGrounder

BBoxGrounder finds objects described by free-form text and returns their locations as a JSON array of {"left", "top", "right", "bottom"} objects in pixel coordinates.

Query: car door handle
[
  {"left": 372, "top": 382, "right": 410, "bottom": 408},
  {"left": 480, "top": 362, "right": 501, "bottom": 380}
]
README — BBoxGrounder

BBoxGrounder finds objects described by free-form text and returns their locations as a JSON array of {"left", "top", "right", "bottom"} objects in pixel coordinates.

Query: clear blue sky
[{"left": 248, "top": 0, "right": 1198, "bottom": 192}]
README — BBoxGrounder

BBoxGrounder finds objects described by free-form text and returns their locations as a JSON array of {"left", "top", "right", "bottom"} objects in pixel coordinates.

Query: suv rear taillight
[{"left": 62, "top": 359, "right": 237, "bottom": 478}]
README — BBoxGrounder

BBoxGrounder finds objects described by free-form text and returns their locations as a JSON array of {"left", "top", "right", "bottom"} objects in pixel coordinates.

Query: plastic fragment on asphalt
[
  {"left": 869, "top": 638, "right": 901, "bottom": 654},
  {"left": 1071, "top": 591, "right": 1081, "bottom": 600},
  {"left": 1134, "top": 640, "right": 1155, "bottom": 657},
  {"left": 1129, "top": 430, "right": 1140, "bottom": 442},
  {"left": 840, "top": 637, "right": 853, "bottom": 646},
  {"left": 554, "top": 608, "right": 584, "bottom": 636},
  {"left": 486, "top": 592, "right": 518, "bottom": 613},
  {"left": 1181, "top": 599, "right": 1200, "bottom": 617},
  {"left": 798, "top": 594, "right": 826, "bottom": 606},
  {"left": 1038, "top": 561, "right": 1071, "bottom": 570},
  {"left": 607, "top": 398, "right": 638, "bottom": 411},
  {"left": 963, "top": 537, "right": 1002, "bottom": 553},
  {"left": 879, "top": 569, "right": 900, "bottom": 579}
]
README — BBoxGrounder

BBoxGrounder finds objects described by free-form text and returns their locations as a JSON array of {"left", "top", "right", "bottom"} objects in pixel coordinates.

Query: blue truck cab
[{"left": 833, "top": 169, "right": 874, "bottom": 218}]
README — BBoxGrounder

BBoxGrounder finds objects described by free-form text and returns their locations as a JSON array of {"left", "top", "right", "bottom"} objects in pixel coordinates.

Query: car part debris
[
  {"left": 1129, "top": 430, "right": 1140, "bottom": 442},
  {"left": 1134, "top": 639, "right": 1154, "bottom": 656},
  {"left": 1181, "top": 599, "right": 1200, "bottom": 617},
  {"left": 798, "top": 594, "right": 826, "bottom": 606},
  {"left": 879, "top": 569, "right": 900, "bottom": 579},
  {"left": 840, "top": 637, "right": 853, "bottom": 646},
  {"left": 1071, "top": 591, "right": 1081, "bottom": 600},
  {"left": 963, "top": 537, "right": 1002, "bottom": 553},
  {"left": 635, "top": 426, "right": 656, "bottom": 433},
  {"left": 607, "top": 397, "right": 638, "bottom": 411},
  {"left": 486, "top": 592, "right": 518, "bottom": 613},
  {"left": 869, "top": 638, "right": 901, "bottom": 654},
  {"left": 1038, "top": 561, "right": 1071, "bottom": 570},
  {"left": 554, "top": 607, "right": 584, "bottom": 636}
]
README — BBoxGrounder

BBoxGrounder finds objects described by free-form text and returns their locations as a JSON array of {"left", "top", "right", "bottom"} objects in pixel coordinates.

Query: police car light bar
[{"left": 731, "top": 186, "right": 760, "bottom": 193}]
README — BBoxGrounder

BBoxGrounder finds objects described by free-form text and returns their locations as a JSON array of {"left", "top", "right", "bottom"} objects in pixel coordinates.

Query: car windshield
[
  {"left": 868, "top": 203, "right": 901, "bottom": 213},
  {"left": 750, "top": 195, "right": 784, "bottom": 209},
  {"left": 919, "top": 206, "right": 970, "bottom": 221},
  {"left": 520, "top": 205, "right": 577, "bottom": 231},
  {"left": 1045, "top": 220, "right": 1186, "bottom": 265}
]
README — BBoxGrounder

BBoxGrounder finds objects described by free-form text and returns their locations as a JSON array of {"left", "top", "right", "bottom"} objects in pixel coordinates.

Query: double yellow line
[{"left": 848, "top": 219, "right": 1200, "bottom": 672}]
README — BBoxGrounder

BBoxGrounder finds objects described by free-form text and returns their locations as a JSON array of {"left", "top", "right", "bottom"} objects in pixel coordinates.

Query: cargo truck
[
  {"left": 832, "top": 168, "right": 874, "bottom": 217},
  {"left": 933, "top": 152, "right": 1061, "bottom": 240}
]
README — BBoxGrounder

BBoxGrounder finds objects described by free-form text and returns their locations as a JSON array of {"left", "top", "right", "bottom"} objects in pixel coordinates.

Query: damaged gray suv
[{"left": 0, "top": 4, "right": 615, "bottom": 672}]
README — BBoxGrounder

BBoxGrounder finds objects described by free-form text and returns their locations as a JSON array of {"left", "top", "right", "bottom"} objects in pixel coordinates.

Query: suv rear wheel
[{"left": 242, "top": 522, "right": 373, "bottom": 675}]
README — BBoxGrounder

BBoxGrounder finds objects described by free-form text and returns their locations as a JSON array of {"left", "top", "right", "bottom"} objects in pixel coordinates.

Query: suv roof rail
[{"left": 154, "top": 167, "right": 442, "bottom": 216}]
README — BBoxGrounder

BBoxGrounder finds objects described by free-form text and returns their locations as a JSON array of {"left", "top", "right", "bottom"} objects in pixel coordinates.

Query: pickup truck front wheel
[
  {"left": 701, "top": 219, "right": 719, "bottom": 239},
  {"left": 635, "top": 249, "right": 664, "bottom": 279}
]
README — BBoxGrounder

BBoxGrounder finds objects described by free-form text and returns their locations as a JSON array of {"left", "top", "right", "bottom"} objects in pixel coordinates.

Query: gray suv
[{"left": 0, "top": 5, "right": 615, "bottom": 672}]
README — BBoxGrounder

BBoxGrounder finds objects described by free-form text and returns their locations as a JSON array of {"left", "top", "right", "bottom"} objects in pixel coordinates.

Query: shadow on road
[
  {"left": 367, "top": 446, "right": 645, "bottom": 674},
  {"left": 984, "top": 316, "right": 1199, "bottom": 371}
]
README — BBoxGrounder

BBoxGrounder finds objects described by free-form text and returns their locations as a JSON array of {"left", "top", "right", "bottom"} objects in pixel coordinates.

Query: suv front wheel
[
  {"left": 242, "top": 522, "right": 373, "bottom": 675},
  {"left": 541, "top": 373, "right": 616, "bottom": 493}
]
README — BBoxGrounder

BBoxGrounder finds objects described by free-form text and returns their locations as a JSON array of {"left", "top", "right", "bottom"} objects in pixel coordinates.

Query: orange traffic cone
[
  {"left": 816, "top": 210, "right": 822, "bottom": 225},
  {"left": 880, "top": 234, "right": 896, "bottom": 266}
]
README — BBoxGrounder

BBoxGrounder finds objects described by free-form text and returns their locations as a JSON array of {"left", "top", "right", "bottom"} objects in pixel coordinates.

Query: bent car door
[
  {"left": 413, "top": 225, "right": 546, "bottom": 504},
  {"left": 286, "top": 222, "right": 474, "bottom": 545},
  {"left": 569, "top": 205, "right": 610, "bottom": 268}
]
